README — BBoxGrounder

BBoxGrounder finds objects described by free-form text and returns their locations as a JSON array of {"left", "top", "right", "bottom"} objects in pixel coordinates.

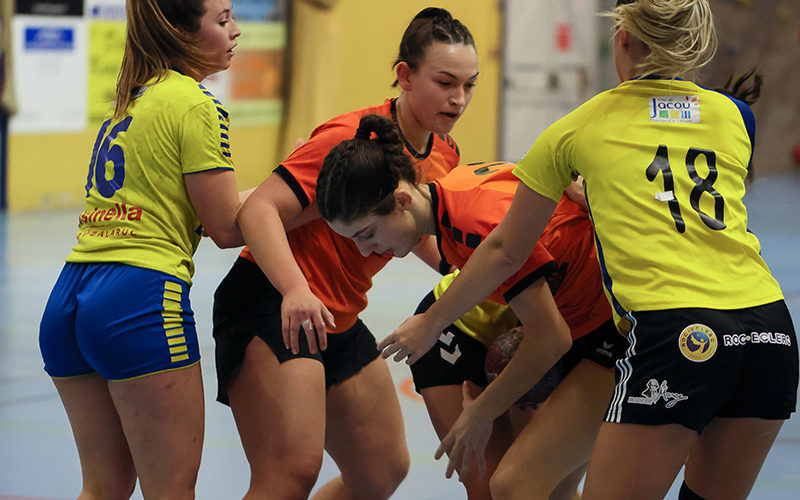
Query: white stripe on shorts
[{"left": 606, "top": 313, "right": 638, "bottom": 423}]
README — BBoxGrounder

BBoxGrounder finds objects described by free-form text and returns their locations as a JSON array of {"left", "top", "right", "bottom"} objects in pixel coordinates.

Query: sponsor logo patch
[
  {"left": 649, "top": 95, "right": 700, "bottom": 123},
  {"left": 723, "top": 331, "right": 792, "bottom": 347},
  {"left": 627, "top": 378, "right": 688, "bottom": 408},
  {"left": 679, "top": 323, "right": 717, "bottom": 362}
]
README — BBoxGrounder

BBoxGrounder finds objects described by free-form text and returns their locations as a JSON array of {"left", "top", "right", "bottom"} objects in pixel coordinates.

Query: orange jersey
[
  {"left": 540, "top": 193, "right": 612, "bottom": 339},
  {"left": 431, "top": 162, "right": 611, "bottom": 339},
  {"left": 240, "top": 99, "right": 460, "bottom": 332},
  {"left": 431, "top": 162, "right": 557, "bottom": 305}
]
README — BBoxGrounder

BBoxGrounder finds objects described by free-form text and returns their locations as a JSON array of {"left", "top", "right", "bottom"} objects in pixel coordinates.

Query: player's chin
[{"left": 433, "top": 113, "right": 460, "bottom": 133}]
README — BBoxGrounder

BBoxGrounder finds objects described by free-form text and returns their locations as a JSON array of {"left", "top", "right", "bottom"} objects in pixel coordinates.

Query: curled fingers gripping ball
[{"left": 484, "top": 326, "right": 566, "bottom": 408}]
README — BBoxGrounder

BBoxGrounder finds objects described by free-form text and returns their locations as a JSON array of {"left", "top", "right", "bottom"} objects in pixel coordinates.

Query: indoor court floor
[{"left": 1, "top": 173, "right": 799, "bottom": 499}]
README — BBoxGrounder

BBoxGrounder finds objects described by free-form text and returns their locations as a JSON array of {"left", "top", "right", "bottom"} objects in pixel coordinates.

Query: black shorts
[
  {"left": 213, "top": 257, "right": 380, "bottom": 405},
  {"left": 410, "top": 291, "right": 625, "bottom": 407},
  {"left": 606, "top": 300, "right": 799, "bottom": 433}
]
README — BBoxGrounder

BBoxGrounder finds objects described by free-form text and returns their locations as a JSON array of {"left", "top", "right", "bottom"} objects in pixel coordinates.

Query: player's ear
[
  {"left": 395, "top": 61, "right": 413, "bottom": 91},
  {"left": 394, "top": 188, "right": 413, "bottom": 210}
]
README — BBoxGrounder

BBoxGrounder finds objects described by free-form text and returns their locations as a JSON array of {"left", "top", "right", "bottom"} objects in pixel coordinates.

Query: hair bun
[{"left": 354, "top": 126, "right": 372, "bottom": 140}]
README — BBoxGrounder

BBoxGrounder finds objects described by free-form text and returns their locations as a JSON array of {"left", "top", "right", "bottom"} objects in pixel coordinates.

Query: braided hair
[{"left": 317, "top": 114, "right": 417, "bottom": 223}]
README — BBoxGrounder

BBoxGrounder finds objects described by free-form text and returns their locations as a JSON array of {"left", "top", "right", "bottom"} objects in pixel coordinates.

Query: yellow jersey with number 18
[
  {"left": 67, "top": 70, "right": 234, "bottom": 285},
  {"left": 514, "top": 76, "right": 783, "bottom": 331}
]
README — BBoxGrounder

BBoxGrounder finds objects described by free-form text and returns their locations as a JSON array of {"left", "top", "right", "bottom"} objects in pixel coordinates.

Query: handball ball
[
  {"left": 485, "top": 325, "right": 565, "bottom": 408},
  {"left": 485, "top": 326, "right": 524, "bottom": 382}
]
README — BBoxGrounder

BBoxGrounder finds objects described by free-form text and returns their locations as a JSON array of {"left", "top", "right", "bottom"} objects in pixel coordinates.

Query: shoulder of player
[
  {"left": 439, "top": 180, "right": 506, "bottom": 235},
  {"left": 306, "top": 101, "right": 392, "bottom": 143},
  {"left": 146, "top": 72, "right": 227, "bottom": 117}
]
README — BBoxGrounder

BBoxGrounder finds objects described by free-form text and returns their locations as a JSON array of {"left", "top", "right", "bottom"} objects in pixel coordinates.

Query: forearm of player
[
  {"left": 237, "top": 181, "right": 308, "bottom": 295},
  {"left": 185, "top": 169, "right": 245, "bottom": 248},
  {"left": 471, "top": 280, "right": 572, "bottom": 420}
]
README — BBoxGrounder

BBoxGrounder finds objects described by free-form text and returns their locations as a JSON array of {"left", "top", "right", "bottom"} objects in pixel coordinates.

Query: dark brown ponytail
[
  {"left": 317, "top": 114, "right": 417, "bottom": 223},
  {"left": 391, "top": 7, "right": 475, "bottom": 87}
]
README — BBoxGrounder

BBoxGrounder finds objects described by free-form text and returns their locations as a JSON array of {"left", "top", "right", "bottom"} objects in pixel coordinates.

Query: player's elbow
[
  {"left": 485, "top": 234, "right": 528, "bottom": 276},
  {"left": 204, "top": 224, "right": 245, "bottom": 248}
]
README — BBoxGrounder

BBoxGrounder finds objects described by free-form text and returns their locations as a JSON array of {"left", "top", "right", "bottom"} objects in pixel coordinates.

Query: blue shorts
[{"left": 39, "top": 262, "right": 199, "bottom": 380}]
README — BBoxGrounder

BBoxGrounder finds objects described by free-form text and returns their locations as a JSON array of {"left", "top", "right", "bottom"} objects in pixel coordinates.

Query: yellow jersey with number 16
[
  {"left": 67, "top": 70, "right": 234, "bottom": 285},
  {"left": 514, "top": 76, "right": 783, "bottom": 332}
]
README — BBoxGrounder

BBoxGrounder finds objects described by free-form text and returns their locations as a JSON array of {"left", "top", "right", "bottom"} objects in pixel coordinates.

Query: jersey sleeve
[
  {"left": 179, "top": 99, "right": 234, "bottom": 175},
  {"left": 498, "top": 241, "right": 558, "bottom": 303},
  {"left": 438, "top": 180, "right": 559, "bottom": 305},
  {"left": 513, "top": 116, "right": 577, "bottom": 202},
  {"left": 274, "top": 122, "right": 356, "bottom": 209}
]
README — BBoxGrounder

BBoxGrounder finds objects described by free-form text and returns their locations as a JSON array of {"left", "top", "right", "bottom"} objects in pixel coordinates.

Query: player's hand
[
  {"left": 434, "top": 381, "right": 491, "bottom": 479},
  {"left": 280, "top": 286, "right": 335, "bottom": 354},
  {"left": 378, "top": 313, "right": 441, "bottom": 365}
]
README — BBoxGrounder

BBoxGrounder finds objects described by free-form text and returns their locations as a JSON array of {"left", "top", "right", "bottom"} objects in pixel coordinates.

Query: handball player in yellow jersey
[
  {"left": 39, "top": 0, "right": 243, "bottom": 497},
  {"left": 381, "top": 1, "right": 798, "bottom": 499}
]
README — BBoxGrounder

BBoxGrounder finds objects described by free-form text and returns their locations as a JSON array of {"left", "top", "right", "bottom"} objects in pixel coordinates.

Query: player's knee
[
  {"left": 346, "top": 448, "right": 409, "bottom": 500},
  {"left": 489, "top": 465, "right": 516, "bottom": 500},
  {"left": 386, "top": 447, "right": 411, "bottom": 488},
  {"left": 80, "top": 470, "right": 137, "bottom": 500},
  {"left": 490, "top": 462, "right": 549, "bottom": 500},
  {"left": 283, "top": 458, "right": 322, "bottom": 494},
  {"left": 250, "top": 452, "right": 322, "bottom": 497}
]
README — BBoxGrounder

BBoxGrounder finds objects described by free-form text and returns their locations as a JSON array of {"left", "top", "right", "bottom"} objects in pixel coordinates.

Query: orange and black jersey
[
  {"left": 540, "top": 193, "right": 612, "bottom": 339},
  {"left": 430, "top": 162, "right": 611, "bottom": 339},
  {"left": 430, "top": 162, "right": 557, "bottom": 305},
  {"left": 240, "top": 99, "right": 460, "bottom": 332}
]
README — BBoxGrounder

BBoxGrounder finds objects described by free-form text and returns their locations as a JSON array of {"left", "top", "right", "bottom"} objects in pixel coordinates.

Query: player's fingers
[
  {"left": 459, "top": 449, "right": 471, "bottom": 479},
  {"left": 379, "top": 340, "right": 400, "bottom": 359},
  {"left": 393, "top": 349, "right": 408, "bottom": 363},
  {"left": 281, "top": 312, "right": 291, "bottom": 350},
  {"left": 462, "top": 380, "right": 475, "bottom": 401},
  {"left": 302, "top": 319, "right": 318, "bottom": 354},
  {"left": 434, "top": 441, "right": 447, "bottom": 461},
  {"left": 311, "top": 315, "right": 327, "bottom": 351},
  {"left": 376, "top": 334, "right": 394, "bottom": 352},
  {"left": 445, "top": 447, "right": 461, "bottom": 479},
  {"left": 289, "top": 317, "right": 301, "bottom": 354},
  {"left": 322, "top": 306, "right": 336, "bottom": 331},
  {"left": 476, "top": 451, "right": 486, "bottom": 478}
]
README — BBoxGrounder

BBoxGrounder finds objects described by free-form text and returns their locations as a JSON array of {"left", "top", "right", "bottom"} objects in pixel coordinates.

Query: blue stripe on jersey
[
  {"left": 222, "top": 151, "right": 231, "bottom": 158},
  {"left": 220, "top": 124, "right": 228, "bottom": 131},
  {"left": 220, "top": 142, "right": 230, "bottom": 149},
  {"left": 700, "top": 85, "right": 756, "bottom": 168},
  {"left": 724, "top": 95, "right": 756, "bottom": 167},
  {"left": 216, "top": 107, "right": 229, "bottom": 119},
  {"left": 221, "top": 133, "right": 229, "bottom": 140},
  {"left": 585, "top": 188, "right": 630, "bottom": 321}
]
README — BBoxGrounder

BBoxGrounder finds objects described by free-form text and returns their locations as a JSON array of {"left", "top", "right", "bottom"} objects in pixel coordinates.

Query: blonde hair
[
  {"left": 113, "top": 0, "right": 217, "bottom": 118},
  {"left": 604, "top": 0, "right": 717, "bottom": 78}
]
